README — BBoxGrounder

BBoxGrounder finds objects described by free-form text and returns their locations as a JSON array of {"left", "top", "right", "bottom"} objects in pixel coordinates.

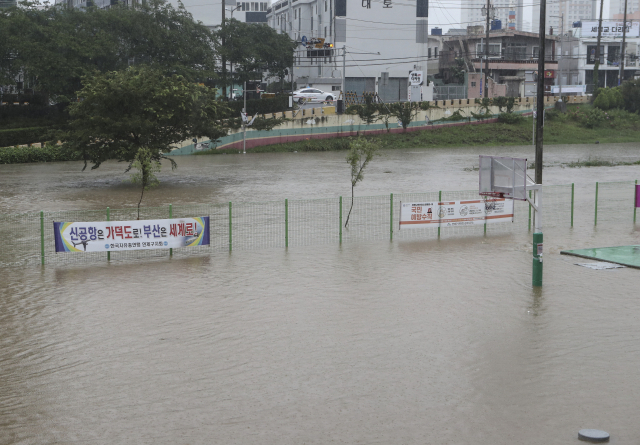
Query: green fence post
[
  {"left": 390, "top": 193, "right": 393, "bottom": 241},
  {"left": 285, "top": 199, "right": 289, "bottom": 248},
  {"left": 571, "top": 183, "right": 575, "bottom": 227},
  {"left": 635, "top": 180, "right": 638, "bottom": 224},
  {"left": 106, "top": 207, "right": 110, "bottom": 262},
  {"left": 229, "top": 202, "right": 232, "bottom": 252},
  {"left": 595, "top": 181, "right": 599, "bottom": 226},
  {"left": 528, "top": 190, "right": 532, "bottom": 231},
  {"left": 169, "top": 204, "right": 173, "bottom": 257},
  {"left": 532, "top": 232, "right": 543, "bottom": 287},
  {"left": 438, "top": 191, "right": 442, "bottom": 239},
  {"left": 40, "top": 211, "right": 45, "bottom": 266},
  {"left": 339, "top": 196, "right": 343, "bottom": 244}
]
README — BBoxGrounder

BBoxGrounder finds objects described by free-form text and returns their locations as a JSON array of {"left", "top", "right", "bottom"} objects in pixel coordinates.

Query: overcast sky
[{"left": 167, "top": 0, "right": 613, "bottom": 34}]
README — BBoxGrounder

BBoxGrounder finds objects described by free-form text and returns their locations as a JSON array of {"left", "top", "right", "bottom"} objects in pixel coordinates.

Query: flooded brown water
[{"left": 1, "top": 143, "right": 640, "bottom": 444}]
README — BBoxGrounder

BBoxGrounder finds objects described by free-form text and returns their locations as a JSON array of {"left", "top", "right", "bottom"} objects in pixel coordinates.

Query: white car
[{"left": 292, "top": 88, "right": 335, "bottom": 104}]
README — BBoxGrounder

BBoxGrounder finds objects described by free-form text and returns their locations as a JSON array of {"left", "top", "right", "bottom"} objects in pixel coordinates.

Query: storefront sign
[{"left": 582, "top": 21, "right": 640, "bottom": 37}]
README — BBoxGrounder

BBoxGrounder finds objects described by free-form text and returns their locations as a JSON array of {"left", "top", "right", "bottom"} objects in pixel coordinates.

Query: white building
[
  {"left": 610, "top": 0, "right": 640, "bottom": 17},
  {"left": 532, "top": 0, "right": 597, "bottom": 36},
  {"left": 461, "top": 0, "right": 524, "bottom": 32},
  {"left": 572, "top": 22, "right": 640, "bottom": 89},
  {"left": 266, "top": 0, "right": 442, "bottom": 102}
]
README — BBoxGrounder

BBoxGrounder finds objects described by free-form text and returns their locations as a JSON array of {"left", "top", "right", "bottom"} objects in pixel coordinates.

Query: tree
[
  {"left": 621, "top": 79, "right": 640, "bottom": 113},
  {"left": 389, "top": 102, "right": 418, "bottom": 131},
  {"left": 64, "top": 66, "right": 230, "bottom": 178},
  {"left": 129, "top": 148, "right": 161, "bottom": 219},
  {"left": 1, "top": 0, "right": 218, "bottom": 102},
  {"left": 344, "top": 137, "right": 379, "bottom": 228},
  {"left": 215, "top": 18, "right": 295, "bottom": 89}
]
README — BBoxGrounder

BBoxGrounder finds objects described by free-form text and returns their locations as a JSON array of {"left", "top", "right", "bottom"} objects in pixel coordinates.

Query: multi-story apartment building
[
  {"left": 610, "top": 0, "right": 640, "bottom": 17},
  {"left": 532, "top": 0, "right": 597, "bottom": 35},
  {"left": 266, "top": 0, "right": 442, "bottom": 102},
  {"left": 461, "top": 0, "right": 524, "bottom": 32}
]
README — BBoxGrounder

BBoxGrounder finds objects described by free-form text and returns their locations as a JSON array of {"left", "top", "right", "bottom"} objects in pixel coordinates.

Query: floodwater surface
[{"left": 1, "top": 143, "right": 639, "bottom": 444}]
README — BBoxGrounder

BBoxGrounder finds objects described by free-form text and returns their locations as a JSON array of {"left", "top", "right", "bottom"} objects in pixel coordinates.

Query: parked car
[{"left": 292, "top": 88, "right": 335, "bottom": 104}]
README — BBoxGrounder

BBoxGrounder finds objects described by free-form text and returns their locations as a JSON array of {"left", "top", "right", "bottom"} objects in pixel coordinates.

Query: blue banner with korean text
[{"left": 53, "top": 217, "right": 210, "bottom": 252}]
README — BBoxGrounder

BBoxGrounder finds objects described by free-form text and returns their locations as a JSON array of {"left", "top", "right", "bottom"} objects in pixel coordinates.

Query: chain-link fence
[
  {"left": 0, "top": 181, "right": 637, "bottom": 268},
  {"left": 433, "top": 86, "right": 467, "bottom": 100}
]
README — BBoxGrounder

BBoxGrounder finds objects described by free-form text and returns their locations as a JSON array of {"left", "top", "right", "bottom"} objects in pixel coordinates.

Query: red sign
[{"left": 544, "top": 70, "right": 555, "bottom": 78}]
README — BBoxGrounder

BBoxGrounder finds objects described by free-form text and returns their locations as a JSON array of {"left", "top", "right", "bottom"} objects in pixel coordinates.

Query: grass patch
[{"left": 563, "top": 157, "right": 640, "bottom": 168}]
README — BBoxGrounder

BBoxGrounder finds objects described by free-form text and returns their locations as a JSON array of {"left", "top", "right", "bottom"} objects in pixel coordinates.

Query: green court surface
[{"left": 561, "top": 245, "right": 640, "bottom": 269}]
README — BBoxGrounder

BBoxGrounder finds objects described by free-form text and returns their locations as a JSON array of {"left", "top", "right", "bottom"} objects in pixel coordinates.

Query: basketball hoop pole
[{"left": 526, "top": 185, "right": 543, "bottom": 286}]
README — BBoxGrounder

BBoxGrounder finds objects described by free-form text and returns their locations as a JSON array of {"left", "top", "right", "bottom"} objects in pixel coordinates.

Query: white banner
[
  {"left": 54, "top": 217, "right": 210, "bottom": 252},
  {"left": 551, "top": 85, "right": 586, "bottom": 94},
  {"left": 399, "top": 199, "right": 513, "bottom": 228},
  {"left": 409, "top": 71, "right": 424, "bottom": 85},
  {"left": 581, "top": 21, "right": 640, "bottom": 37}
]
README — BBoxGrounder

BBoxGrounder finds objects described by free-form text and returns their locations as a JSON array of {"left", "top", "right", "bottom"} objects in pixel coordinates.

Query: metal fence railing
[
  {"left": 0, "top": 181, "right": 637, "bottom": 268},
  {"left": 433, "top": 86, "right": 468, "bottom": 100}
]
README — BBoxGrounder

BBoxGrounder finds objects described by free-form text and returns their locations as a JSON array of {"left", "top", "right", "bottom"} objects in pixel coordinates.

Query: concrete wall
[{"left": 170, "top": 95, "right": 590, "bottom": 155}]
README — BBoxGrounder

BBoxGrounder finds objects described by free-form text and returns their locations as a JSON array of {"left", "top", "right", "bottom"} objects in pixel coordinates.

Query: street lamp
[{"left": 226, "top": 4, "right": 241, "bottom": 18}]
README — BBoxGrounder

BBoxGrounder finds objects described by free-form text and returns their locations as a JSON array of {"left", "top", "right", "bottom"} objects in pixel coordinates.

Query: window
[
  {"left": 434, "top": 47, "right": 438, "bottom": 58},
  {"left": 532, "top": 46, "right": 539, "bottom": 58},
  {"left": 586, "top": 45, "right": 604, "bottom": 64},
  {"left": 428, "top": 47, "right": 432, "bottom": 58},
  {"left": 324, "top": 26, "right": 327, "bottom": 37},
  {"left": 471, "top": 81, "right": 476, "bottom": 87},
  {"left": 325, "top": 0, "right": 327, "bottom": 11},
  {"left": 476, "top": 43, "right": 501, "bottom": 57},
  {"left": 311, "top": 16, "right": 313, "bottom": 30}
]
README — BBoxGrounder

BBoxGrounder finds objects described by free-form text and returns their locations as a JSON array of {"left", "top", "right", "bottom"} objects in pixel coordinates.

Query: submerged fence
[{"left": 0, "top": 180, "right": 637, "bottom": 268}]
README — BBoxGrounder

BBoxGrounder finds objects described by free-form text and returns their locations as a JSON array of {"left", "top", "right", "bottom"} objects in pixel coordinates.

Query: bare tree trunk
[
  {"left": 137, "top": 186, "right": 144, "bottom": 220},
  {"left": 344, "top": 184, "right": 356, "bottom": 228}
]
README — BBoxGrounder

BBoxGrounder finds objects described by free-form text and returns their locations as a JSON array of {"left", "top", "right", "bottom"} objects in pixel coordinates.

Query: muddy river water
[{"left": 1, "top": 143, "right": 639, "bottom": 444}]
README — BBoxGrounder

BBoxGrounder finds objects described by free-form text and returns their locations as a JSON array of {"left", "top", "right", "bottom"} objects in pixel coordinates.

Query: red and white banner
[{"left": 399, "top": 199, "right": 513, "bottom": 228}]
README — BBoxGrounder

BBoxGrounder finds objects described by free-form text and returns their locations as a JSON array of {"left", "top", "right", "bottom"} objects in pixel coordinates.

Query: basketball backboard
[{"left": 479, "top": 156, "right": 530, "bottom": 201}]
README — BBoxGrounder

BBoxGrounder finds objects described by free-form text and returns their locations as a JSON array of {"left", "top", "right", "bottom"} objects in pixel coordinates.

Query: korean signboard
[
  {"left": 581, "top": 21, "right": 640, "bottom": 38},
  {"left": 53, "top": 217, "right": 210, "bottom": 252},
  {"left": 409, "top": 71, "right": 424, "bottom": 85},
  {"left": 399, "top": 199, "right": 513, "bottom": 228}
]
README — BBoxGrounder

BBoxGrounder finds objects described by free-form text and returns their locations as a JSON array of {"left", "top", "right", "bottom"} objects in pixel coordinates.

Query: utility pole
[
  {"left": 483, "top": 0, "right": 492, "bottom": 98},
  {"left": 340, "top": 45, "right": 346, "bottom": 113},
  {"left": 242, "top": 80, "right": 247, "bottom": 154},
  {"left": 221, "top": 0, "right": 227, "bottom": 100},
  {"left": 535, "top": 0, "right": 546, "bottom": 185},
  {"left": 593, "top": 0, "right": 604, "bottom": 92},
  {"left": 619, "top": 0, "right": 628, "bottom": 85},
  {"left": 559, "top": 13, "right": 563, "bottom": 101}
]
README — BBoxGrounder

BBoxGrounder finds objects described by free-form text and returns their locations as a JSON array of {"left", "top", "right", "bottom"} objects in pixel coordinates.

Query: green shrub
[
  {"left": 621, "top": 78, "right": 640, "bottom": 113},
  {"left": 225, "top": 95, "right": 290, "bottom": 116},
  {"left": 497, "top": 112, "right": 524, "bottom": 124},
  {"left": 0, "top": 126, "right": 57, "bottom": 147},
  {"left": 0, "top": 143, "right": 82, "bottom": 164},
  {"left": 593, "top": 88, "right": 610, "bottom": 110},
  {"left": 611, "top": 87, "right": 624, "bottom": 109},
  {"left": 581, "top": 108, "right": 606, "bottom": 128}
]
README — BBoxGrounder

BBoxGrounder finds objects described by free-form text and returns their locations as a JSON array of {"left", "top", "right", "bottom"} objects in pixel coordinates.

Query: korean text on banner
[
  {"left": 53, "top": 217, "right": 210, "bottom": 253},
  {"left": 399, "top": 199, "right": 513, "bottom": 228}
]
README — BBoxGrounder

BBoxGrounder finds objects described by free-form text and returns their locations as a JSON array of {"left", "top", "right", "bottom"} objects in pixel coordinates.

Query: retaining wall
[{"left": 170, "top": 95, "right": 590, "bottom": 155}]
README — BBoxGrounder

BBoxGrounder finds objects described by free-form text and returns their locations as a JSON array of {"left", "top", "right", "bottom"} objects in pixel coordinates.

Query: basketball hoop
[{"left": 480, "top": 191, "right": 504, "bottom": 212}]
